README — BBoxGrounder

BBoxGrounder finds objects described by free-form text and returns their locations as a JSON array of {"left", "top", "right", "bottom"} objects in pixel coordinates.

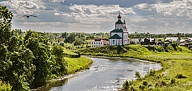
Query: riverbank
[
  {"left": 78, "top": 45, "right": 192, "bottom": 91},
  {"left": 31, "top": 56, "right": 92, "bottom": 91}
]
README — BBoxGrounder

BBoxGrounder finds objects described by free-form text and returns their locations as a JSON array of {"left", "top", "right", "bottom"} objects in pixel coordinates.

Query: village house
[
  {"left": 165, "top": 37, "right": 180, "bottom": 44},
  {"left": 140, "top": 38, "right": 157, "bottom": 45},
  {"left": 90, "top": 38, "right": 108, "bottom": 48}
]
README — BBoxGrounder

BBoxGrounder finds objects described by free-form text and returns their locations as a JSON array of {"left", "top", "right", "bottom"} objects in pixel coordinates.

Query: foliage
[
  {"left": 0, "top": 6, "right": 13, "bottom": 44},
  {"left": 51, "top": 45, "right": 68, "bottom": 76},
  {"left": 24, "top": 30, "right": 52, "bottom": 88},
  {"left": 176, "top": 74, "right": 187, "bottom": 79},
  {"left": 0, "top": 81, "right": 11, "bottom": 91},
  {"left": 123, "top": 80, "right": 129, "bottom": 90},
  {"left": 135, "top": 71, "right": 141, "bottom": 80}
]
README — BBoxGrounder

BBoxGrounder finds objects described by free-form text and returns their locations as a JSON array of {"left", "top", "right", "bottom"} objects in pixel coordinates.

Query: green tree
[
  {"left": 0, "top": 6, "right": 13, "bottom": 44},
  {"left": 8, "top": 46, "right": 35, "bottom": 91},
  {"left": 51, "top": 45, "right": 68, "bottom": 76},
  {"left": 24, "top": 31, "right": 52, "bottom": 88}
]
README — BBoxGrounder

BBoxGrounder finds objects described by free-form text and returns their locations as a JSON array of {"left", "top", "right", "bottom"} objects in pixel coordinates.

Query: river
[{"left": 48, "top": 57, "right": 161, "bottom": 91}]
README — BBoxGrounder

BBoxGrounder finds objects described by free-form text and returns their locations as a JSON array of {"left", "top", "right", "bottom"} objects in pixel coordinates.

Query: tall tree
[
  {"left": 24, "top": 31, "right": 52, "bottom": 88},
  {"left": 0, "top": 6, "right": 13, "bottom": 44}
]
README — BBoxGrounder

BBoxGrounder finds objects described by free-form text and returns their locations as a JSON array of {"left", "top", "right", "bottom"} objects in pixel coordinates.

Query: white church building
[{"left": 109, "top": 13, "right": 130, "bottom": 46}]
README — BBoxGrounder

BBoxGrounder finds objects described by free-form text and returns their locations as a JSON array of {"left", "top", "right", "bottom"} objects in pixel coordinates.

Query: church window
[{"left": 113, "top": 40, "right": 115, "bottom": 44}]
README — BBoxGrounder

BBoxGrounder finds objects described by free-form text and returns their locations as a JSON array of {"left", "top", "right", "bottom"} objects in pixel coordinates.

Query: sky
[{"left": 0, "top": 0, "right": 192, "bottom": 33}]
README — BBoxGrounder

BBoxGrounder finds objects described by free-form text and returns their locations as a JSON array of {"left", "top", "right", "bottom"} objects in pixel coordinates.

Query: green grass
[
  {"left": 63, "top": 47, "right": 78, "bottom": 55},
  {"left": 65, "top": 57, "right": 92, "bottom": 74}
]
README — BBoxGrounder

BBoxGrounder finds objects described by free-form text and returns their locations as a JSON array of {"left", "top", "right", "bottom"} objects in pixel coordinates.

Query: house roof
[
  {"left": 109, "top": 34, "right": 122, "bottom": 39},
  {"left": 111, "top": 29, "right": 123, "bottom": 32},
  {"left": 115, "top": 20, "right": 124, "bottom": 24},
  {"left": 165, "top": 37, "right": 178, "bottom": 41}
]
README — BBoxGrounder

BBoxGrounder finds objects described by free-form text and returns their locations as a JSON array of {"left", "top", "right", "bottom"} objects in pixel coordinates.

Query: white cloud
[
  {"left": 1, "top": 0, "right": 192, "bottom": 33},
  {"left": 154, "top": 0, "right": 192, "bottom": 18}
]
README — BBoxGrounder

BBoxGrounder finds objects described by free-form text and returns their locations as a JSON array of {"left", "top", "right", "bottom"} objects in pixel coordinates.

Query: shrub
[
  {"left": 161, "top": 80, "right": 167, "bottom": 86},
  {"left": 176, "top": 74, "right": 187, "bottom": 78},
  {"left": 170, "top": 79, "right": 176, "bottom": 84},
  {"left": 130, "top": 86, "right": 136, "bottom": 91},
  {"left": 123, "top": 80, "right": 129, "bottom": 90},
  {"left": 143, "top": 81, "right": 148, "bottom": 86},
  {"left": 135, "top": 71, "right": 141, "bottom": 79},
  {"left": 148, "top": 69, "right": 155, "bottom": 76},
  {"left": 139, "top": 85, "right": 145, "bottom": 90}
]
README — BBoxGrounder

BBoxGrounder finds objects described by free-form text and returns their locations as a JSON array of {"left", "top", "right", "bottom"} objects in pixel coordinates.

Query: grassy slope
[
  {"left": 78, "top": 45, "right": 192, "bottom": 91},
  {"left": 62, "top": 47, "right": 92, "bottom": 74},
  {"left": 65, "top": 57, "right": 92, "bottom": 74}
]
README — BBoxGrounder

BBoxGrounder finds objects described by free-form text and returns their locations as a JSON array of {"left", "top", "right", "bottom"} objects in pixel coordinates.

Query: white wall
[
  {"left": 123, "top": 32, "right": 129, "bottom": 44},
  {"left": 91, "top": 41, "right": 104, "bottom": 47},
  {"left": 109, "top": 39, "right": 122, "bottom": 46},
  {"left": 115, "top": 24, "right": 123, "bottom": 29}
]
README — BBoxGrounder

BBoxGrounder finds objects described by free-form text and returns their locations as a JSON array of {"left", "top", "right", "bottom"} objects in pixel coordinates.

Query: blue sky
[{"left": 0, "top": 0, "right": 192, "bottom": 33}]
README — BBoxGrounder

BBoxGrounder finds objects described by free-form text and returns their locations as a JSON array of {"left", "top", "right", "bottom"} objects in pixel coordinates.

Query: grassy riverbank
[
  {"left": 66, "top": 57, "right": 92, "bottom": 74},
  {"left": 78, "top": 45, "right": 192, "bottom": 91}
]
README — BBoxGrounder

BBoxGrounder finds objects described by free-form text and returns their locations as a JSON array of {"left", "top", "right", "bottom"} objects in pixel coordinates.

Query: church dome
[{"left": 115, "top": 20, "right": 124, "bottom": 24}]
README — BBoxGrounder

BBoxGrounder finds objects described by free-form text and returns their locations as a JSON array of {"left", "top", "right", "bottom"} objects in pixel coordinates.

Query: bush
[
  {"left": 176, "top": 74, "right": 187, "bottom": 78},
  {"left": 123, "top": 80, "right": 129, "bottom": 90},
  {"left": 161, "top": 80, "right": 167, "bottom": 86},
  {"left": 143, "top": 81, "right": 148, "bottom": 86},
  {"left": 148, "top": 69, "right": 155, "bottom": 76},
  {"left": 135, "top": 71, "right": 141, "bottom": 79},
  {"left": 139, "top": 85, "right": 145, "bottom": 90},
  {"left": 170, "top": 79, "right": 176, "bottom": 84}
]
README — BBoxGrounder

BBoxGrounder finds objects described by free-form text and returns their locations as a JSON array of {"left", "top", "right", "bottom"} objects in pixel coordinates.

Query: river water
[{"left": 50, "top": 57, "right": 161, "bottom": 91}]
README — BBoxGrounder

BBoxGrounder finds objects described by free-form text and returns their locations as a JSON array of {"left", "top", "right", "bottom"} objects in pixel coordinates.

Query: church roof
[
  {"left": 111, "top": 29, "right": 123, "bottom": 32},
  {"left": 115, "top": 20, "right": 124, "bottom": 24},
  {"left": 109, "top": 34, "right": 122, "bottom": 39}
]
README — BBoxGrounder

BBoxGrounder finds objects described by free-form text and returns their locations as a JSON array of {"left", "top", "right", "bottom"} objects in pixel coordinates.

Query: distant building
[
  {"left": 140, "top": 38, "right": 156, "bottom": 45},
  {"left": 109, "top": 13, "right": 130, "bottom": 46},
  {"left": 179, "top": 37, "right": 192, "bottom": 46},
  {"left": 91, "top": 38, "right": 108, "bottom": 48},
  {"left": 165, "top": 37, "right": 180, "bottom": 44}
]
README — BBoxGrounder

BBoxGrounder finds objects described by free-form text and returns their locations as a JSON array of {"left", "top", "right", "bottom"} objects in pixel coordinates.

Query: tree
[
  {"left": 8, "top": 46, "right": 35, "bottom": 91},
  {"left": 51, "top": 46, "right": 68, "bottom": 76},
  {"left": 0, "top": 6, "right": 13, "bottom": 44},
  {"left": 24, "top": 31, "right": 52, "bottom": 88}
]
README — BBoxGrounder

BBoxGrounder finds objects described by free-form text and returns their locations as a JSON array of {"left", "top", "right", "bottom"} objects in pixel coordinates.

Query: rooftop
[
  {"left": 111, "top": 29, "right": 123, "bottom": 32},
  {"left": 115, "top": 20, "right": 124, "bottom": 24},
  {"left": 109, "top": 34, "right": 122, "bottom": 39}
]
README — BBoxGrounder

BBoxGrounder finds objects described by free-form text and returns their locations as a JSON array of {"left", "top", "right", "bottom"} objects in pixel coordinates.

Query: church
[{"left": 109, "top": 13, "right": 130, "bottom": 46}]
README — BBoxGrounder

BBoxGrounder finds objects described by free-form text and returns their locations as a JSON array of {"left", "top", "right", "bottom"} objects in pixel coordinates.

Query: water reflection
[{"left": 32, "top": 78, "right": 68, "bottom": 91}]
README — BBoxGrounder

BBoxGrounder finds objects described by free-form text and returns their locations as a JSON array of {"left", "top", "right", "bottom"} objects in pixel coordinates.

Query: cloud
[
  {"left": 1, "top": 0, "right": 192, "bottom": 33},
  {"left": 154, "top": 0, "right": 192, "bottom": 18}
]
